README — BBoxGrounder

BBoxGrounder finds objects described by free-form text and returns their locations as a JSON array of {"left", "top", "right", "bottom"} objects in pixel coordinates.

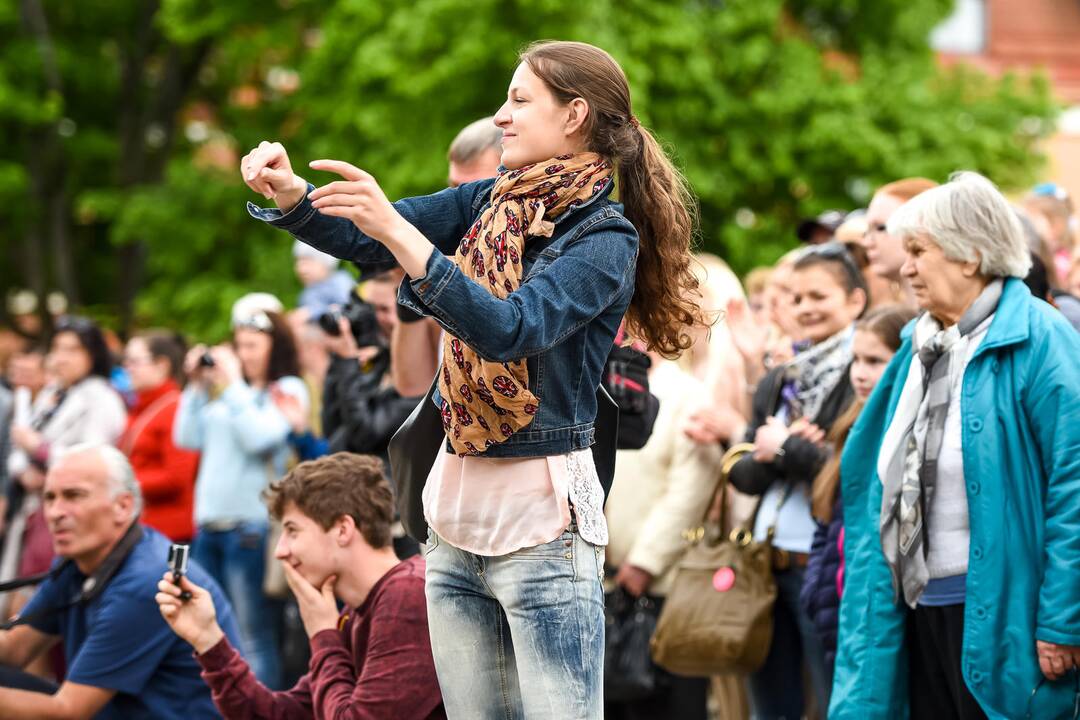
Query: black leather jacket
[{"left": 322, "top": 351, "right": 421, "bottom": 465}]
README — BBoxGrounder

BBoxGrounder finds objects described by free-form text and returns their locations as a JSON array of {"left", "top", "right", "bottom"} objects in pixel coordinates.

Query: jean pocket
[
  {"left": 507, "top": 529, "right": 575, "bottom": 561},
  {"left": 424, "top": 529, "right": 440, "bottom": 556}
]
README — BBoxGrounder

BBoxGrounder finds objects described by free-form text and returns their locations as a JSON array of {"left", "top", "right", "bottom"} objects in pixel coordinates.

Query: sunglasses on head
[
  {"left": 796, "top": 242, "right": 867, "bottom": 292},
  {"left": 54, "top": 315, "right": 97, "bottom": 333}
]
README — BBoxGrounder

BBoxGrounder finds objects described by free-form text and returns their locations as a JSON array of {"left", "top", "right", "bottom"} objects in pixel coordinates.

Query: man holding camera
[
  {"left": 0, "top": 443, "right": 240, "bottom": 719},
  {"left": 321, "top": 271, "right": 419, "bottom": 466},
  {"left": 156, "top": 452, "right": 445, "bottom": 719}
]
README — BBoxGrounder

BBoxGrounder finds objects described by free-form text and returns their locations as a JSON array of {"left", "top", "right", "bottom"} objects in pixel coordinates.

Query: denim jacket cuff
[
  {"left": 245, "top": 183, "right": 318, "bottom": 231},
  {"left": 409, "top": 251, "right": 456, "bottom": 306}
]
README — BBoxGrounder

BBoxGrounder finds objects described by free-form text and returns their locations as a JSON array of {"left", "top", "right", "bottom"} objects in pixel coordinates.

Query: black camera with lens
[
  {"left": 198, "top": 351, "right": 215, "bottom": 369},
  {"left": 318, "top": 298, "right": 381, "bottom": 348}
]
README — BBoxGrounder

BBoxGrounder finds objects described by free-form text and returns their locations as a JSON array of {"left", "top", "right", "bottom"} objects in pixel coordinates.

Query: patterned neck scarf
[
  {"left": 438, "top": 153, "right": 613, "bottom": 455},
  {"left": 779, "top": 326, "right": 854, "bottom": 423},
  {"left": 878, "top": 278, "right": 1002, "bottom": 607}
]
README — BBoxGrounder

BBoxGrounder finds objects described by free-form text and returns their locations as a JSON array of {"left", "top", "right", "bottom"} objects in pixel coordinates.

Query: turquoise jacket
[{"left": 831, "top": 278, "right": 1080, "bottom": 719}]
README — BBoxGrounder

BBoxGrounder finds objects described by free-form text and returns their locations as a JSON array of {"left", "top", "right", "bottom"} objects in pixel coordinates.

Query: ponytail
[{"left": 618, "top": 124, "right": 703, "bottom": 357}]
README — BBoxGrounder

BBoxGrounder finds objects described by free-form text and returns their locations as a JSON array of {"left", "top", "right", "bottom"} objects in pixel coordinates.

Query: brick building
[{"left": 932, "top": 0, "right": 1080, "bottom": 198}]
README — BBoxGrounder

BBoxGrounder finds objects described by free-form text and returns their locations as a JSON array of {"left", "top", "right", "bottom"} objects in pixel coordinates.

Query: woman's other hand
[
  {"left": 307, "top": 160, "right": 406, "bottom": 242},
  {"left": 752, "top": 416, "right": 790, "bottom": 462},
  {"left": 156, "top": 572, "right": 225, "bottom": 655},
  {"left": 307, "top": 160, "right": 434, "bottom": 278},
  {"left": 240, "top": 141, "right": 308, "bottom": 211},
  {"left": 788, "top": 418, "right": 826, "bottom": 446},
  {"left": 271, "top": 385, "right": 308, "bottom": 434},
  {"left": 208, "top": 345, "right": 243, "bottom": 387},
  {"left": 683, "top": 403, "right": 746, "bottom": 446},
  {"left": 1036, "top": 640, "right": 1080, "bottom": 681},
  {"left": 613, "top": 564, "right": 653, "bottom": 598}
]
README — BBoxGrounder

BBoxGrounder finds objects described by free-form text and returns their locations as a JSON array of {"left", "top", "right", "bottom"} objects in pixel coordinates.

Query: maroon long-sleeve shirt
[{"left": 196, "top": 556, "right": 445, "bottom": 719}]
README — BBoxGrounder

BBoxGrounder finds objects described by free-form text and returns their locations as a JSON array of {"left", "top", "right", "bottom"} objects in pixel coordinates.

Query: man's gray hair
[
  {"left": 448, "top": 117, "right": 503, "bottom": 164},
  {"left": 58, "top": 442, "right": 143, "bottom": 518},
  {"left": 887, "top": 171, "right": 1032, "bottom": 278}
]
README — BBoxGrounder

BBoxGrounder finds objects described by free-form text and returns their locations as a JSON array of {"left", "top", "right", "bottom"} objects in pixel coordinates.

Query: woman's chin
[{"left": 500, "top": 151, "right": 524, "bottom": 171}]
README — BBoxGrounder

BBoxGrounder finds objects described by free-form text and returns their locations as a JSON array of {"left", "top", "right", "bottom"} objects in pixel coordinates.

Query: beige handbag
[{"left": 650, "top": 443, "right": 786, "bottom": 677}]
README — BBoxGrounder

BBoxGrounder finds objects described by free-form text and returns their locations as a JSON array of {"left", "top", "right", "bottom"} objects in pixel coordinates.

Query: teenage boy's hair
[{"left": 265, "top": 453, "right": 393, "bottom": 548}]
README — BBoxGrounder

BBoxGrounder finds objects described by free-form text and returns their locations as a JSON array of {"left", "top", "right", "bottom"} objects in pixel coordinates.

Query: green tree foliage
[{"left": 0, "top": 0, "right": 1057, "bottom": 340}]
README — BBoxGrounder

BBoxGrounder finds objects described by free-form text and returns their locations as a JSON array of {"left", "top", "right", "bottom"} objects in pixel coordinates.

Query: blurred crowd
[{"left": 1, "top": 119, "right": 1078, "bottom": 720}]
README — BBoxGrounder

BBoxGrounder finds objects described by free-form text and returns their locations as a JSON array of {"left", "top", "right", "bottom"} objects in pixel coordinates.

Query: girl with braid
[{"left": 241, "top": 41, "right": 701, "bottom": 718}]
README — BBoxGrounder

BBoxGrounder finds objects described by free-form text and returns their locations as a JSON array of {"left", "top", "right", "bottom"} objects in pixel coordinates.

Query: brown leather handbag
[{"left": 650, "top": 442, "right": 785, "bottom": 677}]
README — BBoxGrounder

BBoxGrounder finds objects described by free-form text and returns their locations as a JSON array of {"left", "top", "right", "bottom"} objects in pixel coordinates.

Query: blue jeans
[
  {"left": 748, "top": 566, "right": 831, "bottom": 720},
  {"left": 193, "top": 522, "right": 282, "bottom": 689},
  {"left": 424, "top": 526, "right": 606, "bottom": 719}
]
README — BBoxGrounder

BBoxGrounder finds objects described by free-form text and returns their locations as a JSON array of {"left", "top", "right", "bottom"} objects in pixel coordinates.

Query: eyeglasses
[{"left": 232, "top": 311, "right": 274, "bottom": 333}]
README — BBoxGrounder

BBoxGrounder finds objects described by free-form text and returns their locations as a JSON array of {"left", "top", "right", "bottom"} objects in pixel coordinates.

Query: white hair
[
  {"left": 57, "top": 442, "right": 143, "bottom": 518},
  {"left": 291, "top": 240, "right": 340, "bottom": 270},
  {"left": 887, "top": 171, "right": 1032, "bottom": 278},
  {"left": 448, "top": 117, "right": 503, "bottom": 164}
]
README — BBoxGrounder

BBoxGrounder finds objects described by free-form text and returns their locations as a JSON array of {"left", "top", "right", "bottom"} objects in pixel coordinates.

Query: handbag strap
[
  {"left": 685, "top": 442, "right": 794, "bottom": 548},
  {"left": 681, "top": 442, "right": 755, "bottom": 545}
]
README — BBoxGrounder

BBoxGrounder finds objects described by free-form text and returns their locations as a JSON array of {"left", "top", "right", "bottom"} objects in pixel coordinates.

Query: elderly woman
[{"left": 831, "top": 172, "right": 1080, "bottom": 719}]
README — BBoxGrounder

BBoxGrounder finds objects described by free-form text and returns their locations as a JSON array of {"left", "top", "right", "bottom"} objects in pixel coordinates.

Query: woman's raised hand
[
  {"left": 307, "top": 160, "right": 406, "bottom": 243},
  {"left": 240, "top": 141, "right": 308, "bottom": 211}
]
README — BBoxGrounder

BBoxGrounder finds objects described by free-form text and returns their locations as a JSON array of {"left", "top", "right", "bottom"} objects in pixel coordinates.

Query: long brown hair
[
  {"left": 520, "top": 41, "right": 703, "bottom": 356},
  {"left": 810, "top": 305, "right": 916, "bottom": 522}
]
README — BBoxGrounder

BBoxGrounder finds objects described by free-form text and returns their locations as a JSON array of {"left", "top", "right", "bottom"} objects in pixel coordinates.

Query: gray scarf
[
  {"left": 878, "top": 278, "right": 1002, "bottom": 607},
  {"left": 781, "top": 325, "right": 854, "bottom": 423}
]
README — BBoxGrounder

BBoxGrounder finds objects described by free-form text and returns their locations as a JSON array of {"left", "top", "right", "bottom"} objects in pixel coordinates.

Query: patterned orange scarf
[{"left": 438, "top": 152, "right": 613, "bottom": 455}]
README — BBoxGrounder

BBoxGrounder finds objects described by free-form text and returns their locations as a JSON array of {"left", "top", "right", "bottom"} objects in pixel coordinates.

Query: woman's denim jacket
[{"left": 248, "top": 177, "right": 639, "bottom": 458}]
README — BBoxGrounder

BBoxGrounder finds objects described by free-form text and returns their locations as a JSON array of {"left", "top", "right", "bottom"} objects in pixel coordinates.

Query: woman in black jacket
[{"left": 728, "top": 244, "right": 867, "bottom": 719}]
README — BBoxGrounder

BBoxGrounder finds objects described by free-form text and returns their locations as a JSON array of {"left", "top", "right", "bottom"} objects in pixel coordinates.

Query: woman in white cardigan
[{"left": 604, "top": 357, "right": 724, "bottom": 720}]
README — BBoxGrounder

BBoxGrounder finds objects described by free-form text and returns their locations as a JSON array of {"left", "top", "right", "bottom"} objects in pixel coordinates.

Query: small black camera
[
  {"left": 318, "top": 298, "right": 381, "bottom": 348},
  {"left": 168, "top": 543, "right": 193, "bottom": 601},
  {"left": 197, "top": 352, "right": 215, "bottom": 369}
]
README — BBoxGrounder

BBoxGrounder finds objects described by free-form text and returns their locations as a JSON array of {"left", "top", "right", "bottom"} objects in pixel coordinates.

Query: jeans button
[{"left": 970, "top": 418, "right": 983, "bottom": 432}]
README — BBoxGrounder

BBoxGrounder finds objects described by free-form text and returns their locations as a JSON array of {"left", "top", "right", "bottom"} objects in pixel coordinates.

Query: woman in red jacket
[{"left": 120, "top": 331, "right": 200, "bottom": 541}]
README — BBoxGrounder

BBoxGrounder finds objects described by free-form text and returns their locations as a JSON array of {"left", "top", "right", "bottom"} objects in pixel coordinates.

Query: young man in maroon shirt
[{"left": 155, "top": 452, "right": 445, "bottom": 720}]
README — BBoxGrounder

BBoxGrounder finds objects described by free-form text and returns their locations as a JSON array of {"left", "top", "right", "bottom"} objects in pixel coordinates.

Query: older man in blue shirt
[{"left": 0, "top": 442, "right": 241, "bottom": 719}]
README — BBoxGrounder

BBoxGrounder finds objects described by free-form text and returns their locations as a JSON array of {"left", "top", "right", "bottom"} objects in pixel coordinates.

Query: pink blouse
[{"left": 422, "top": 449, "right": 608, "bottom": 557}]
